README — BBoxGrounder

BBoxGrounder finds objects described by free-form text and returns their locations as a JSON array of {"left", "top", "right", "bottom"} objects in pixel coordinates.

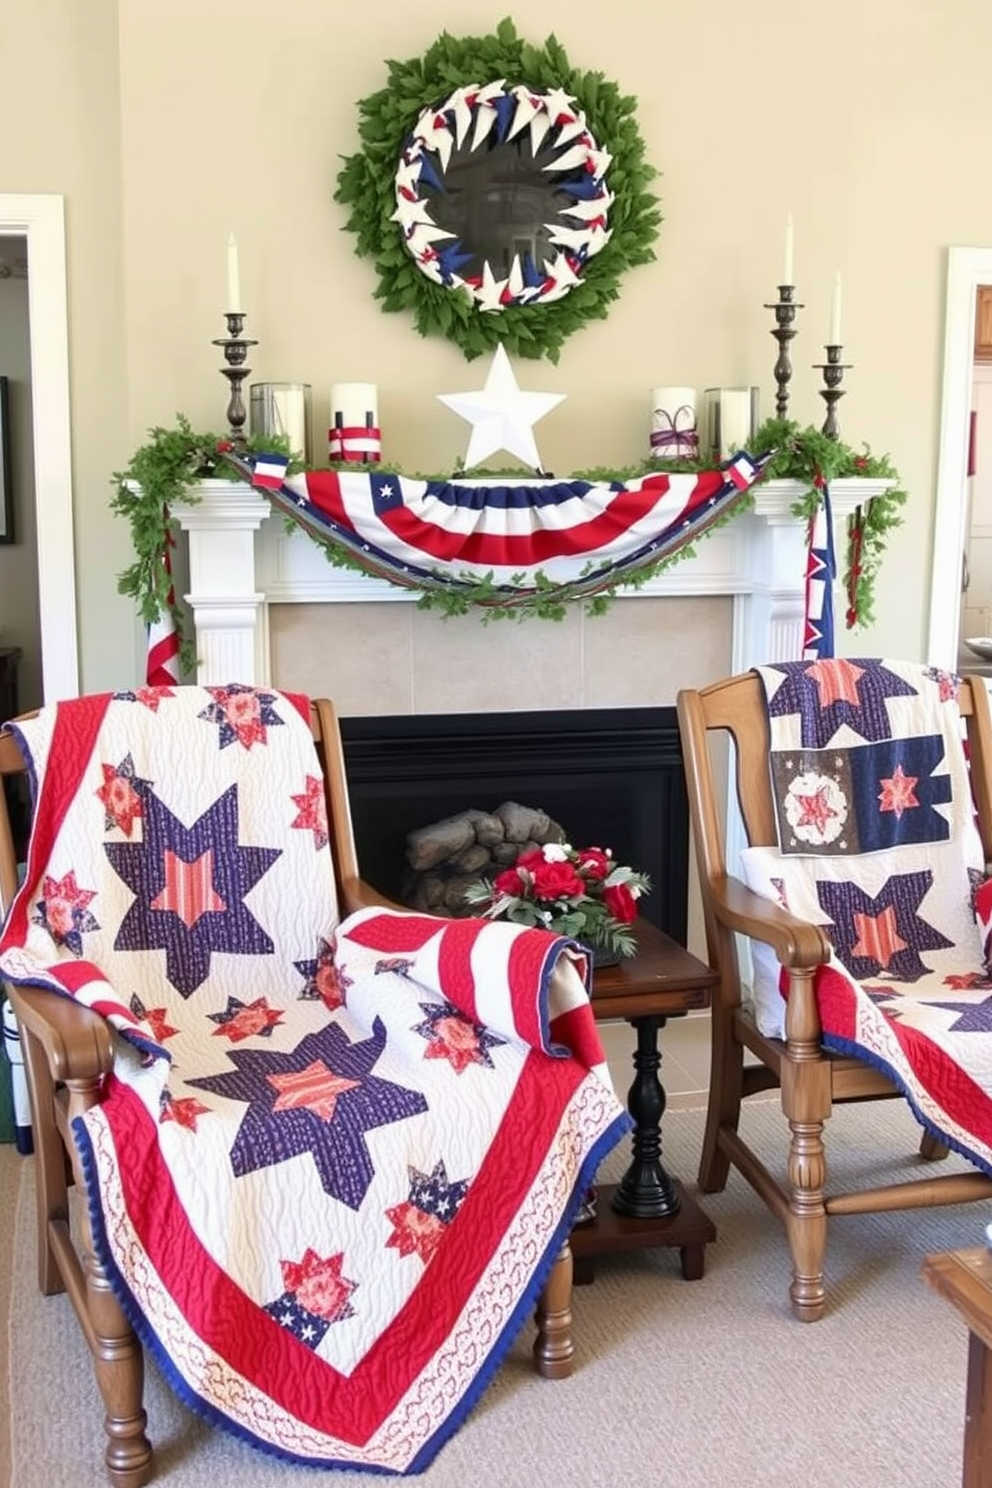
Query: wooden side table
[
  {"left": 922, "top": 1246, "right": 992, "bottom": 1488},
  {"left": 571, "top": 919, "right": 717, "bottom": 1283}
]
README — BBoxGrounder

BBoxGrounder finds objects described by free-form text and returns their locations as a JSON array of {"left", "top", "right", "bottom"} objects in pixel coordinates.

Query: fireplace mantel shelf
[
  {"left": 173, "top": 475, "right": 891, "bottom": 606},
  {"left": 169, "top": 475, "right": 891, "bottom": 690}
]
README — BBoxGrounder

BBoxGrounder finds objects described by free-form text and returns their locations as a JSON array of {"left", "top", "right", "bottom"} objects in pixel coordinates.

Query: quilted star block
[{"left": 187, "top": 1017, "right": 428, "bottom": 1208}]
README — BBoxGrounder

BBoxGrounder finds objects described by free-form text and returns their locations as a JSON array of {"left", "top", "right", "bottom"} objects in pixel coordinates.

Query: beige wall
[
  {"left": 8, "top": 0, "right": 992, "bottom": 688},
  {"left": 0, "top": 0, "right": 132, "bottom": 694},
  {"left": 0, "top": 265, "right": 41, "bottom": 709}
]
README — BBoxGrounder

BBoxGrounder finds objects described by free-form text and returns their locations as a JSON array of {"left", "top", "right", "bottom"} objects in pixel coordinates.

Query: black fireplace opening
[{"left": 339, "top": 707, "right": 689, "bottom": 943}]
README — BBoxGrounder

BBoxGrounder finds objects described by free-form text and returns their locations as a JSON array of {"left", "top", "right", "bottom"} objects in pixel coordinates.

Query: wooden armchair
[
  {"left": 0, "top": 695, "right": 577, "bottom": 1488},
  {"left": 676, "top": 668, "right": 992, "bottom": 1322}
]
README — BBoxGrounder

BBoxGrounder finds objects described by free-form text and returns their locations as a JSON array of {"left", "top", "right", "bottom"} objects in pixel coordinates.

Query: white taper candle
[
  {"left": 226, "top": 232, "right": 241, "bottom": 313},
  {"left": 829, "top": 272, "right": 843, "bottom": 345},
  {"left": 783, "top": 213, "right": 794, "bottom": 286}
]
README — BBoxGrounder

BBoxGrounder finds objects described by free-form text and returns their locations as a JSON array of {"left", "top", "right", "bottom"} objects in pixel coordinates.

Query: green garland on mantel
[
  {"left": 110, "top": 415, "right": 300, "bottom": 674},
  {"left": 333, "top": 16, "right": 661, "bottom": 363},
  {"left": 111, "top": 415, "right": 907, "bottom": 660},
  {"left": 748, "top": 418, "right": 908, "bottom": 630}
]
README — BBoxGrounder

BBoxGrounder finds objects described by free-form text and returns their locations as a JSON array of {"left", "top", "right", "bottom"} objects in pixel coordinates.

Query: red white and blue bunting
[
  {"left": 394, "top": 82, "right": 612, "bottom": 313},
  {"left": 236, "top": 451, "right": 771, "bottom": 606}
]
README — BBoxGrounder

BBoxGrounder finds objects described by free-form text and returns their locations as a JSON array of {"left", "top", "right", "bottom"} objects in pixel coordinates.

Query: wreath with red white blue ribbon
[
  {"left": 334, "top": 18, "right": 661, "bottom": 362},
  {"left": 394, "top": 82, "right": 613, "bottom": 314}
]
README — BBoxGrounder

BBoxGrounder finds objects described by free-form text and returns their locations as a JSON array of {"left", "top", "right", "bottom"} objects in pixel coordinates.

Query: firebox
[{"left": 338, "top": 707, "right": 688, "bottom": 940}]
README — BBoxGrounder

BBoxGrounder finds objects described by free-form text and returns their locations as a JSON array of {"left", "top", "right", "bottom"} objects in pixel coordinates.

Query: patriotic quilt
[
  {"left": 740, "top": 658, "right": 992, "bottom": 1176},
  {"left": 231, "top": 449, "right": 771, "bottom": 605},
  {"left": 0, "top": 686, "right": 629, "bottom": 1473}
]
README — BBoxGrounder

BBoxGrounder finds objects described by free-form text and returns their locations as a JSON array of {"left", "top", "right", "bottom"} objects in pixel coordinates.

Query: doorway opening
[
  {"left": 0, "top": 194, "right": 77, "bottom": 703},
  {"left": 929, "top": 248, "right": 992, "bottom": 671}
]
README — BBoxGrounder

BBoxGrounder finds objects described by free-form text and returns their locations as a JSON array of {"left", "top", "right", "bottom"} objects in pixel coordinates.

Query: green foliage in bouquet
[{"left": 463, "top": 841, "right": 650, "bottom": 959}]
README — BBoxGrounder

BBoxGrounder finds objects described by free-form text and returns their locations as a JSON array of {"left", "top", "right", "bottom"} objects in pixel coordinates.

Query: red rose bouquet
[{"left": 463, "top": 842, "right": 651, "bottom": 960}]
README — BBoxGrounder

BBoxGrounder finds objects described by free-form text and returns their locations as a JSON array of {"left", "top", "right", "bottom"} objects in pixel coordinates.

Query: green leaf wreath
[{"left": 333, "top": 16, "right": 661, "bottom": 362}]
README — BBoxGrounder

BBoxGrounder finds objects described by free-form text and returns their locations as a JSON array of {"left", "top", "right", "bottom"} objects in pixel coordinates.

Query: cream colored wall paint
[
  {"left": 0, "top": 269, "right": 42, "bottom": 708},
  {"left": 9, "top": 0, "right": 992, "bottom": 685},
  {"left": 0, "top": 0, "right": 132, "bottom": 693}
]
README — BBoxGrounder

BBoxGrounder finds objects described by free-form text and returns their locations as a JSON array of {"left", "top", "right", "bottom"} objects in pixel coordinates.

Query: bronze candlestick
[
  {"left": 212, "top": 312, "right": 258, "bottom": 447},
  {"left": 764, "top": 285, "right": 803, "bottom": 420},
  {"left": 814, "top": 345, "right": 851, "bottom": 440}
]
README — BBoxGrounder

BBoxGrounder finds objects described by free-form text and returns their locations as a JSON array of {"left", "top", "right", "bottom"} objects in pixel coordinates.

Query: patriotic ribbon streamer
[
  {"left": 846, "top": 504, "right": 864, "bottom": 629},
  {"left": 327, "top": 424, "right": 382, "bottom": 463},
  {"left": 145, "top": 509, "right": 180, "bottom": 685},
  {"left": 233, "top": 450, "right": 772, "bottom": 604},
  {"left": 802, "top": 482, "right": 836, "bottom": 660},
  {"left": 649, "top": 404, "right": 699, "bottom": 460}
]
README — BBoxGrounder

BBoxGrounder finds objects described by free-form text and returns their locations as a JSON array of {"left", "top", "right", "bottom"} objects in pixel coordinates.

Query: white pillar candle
[
  {"left": 329, "top": 382, "right": 381, "bottom": 462},
  {"left": 783, "top": 213, "right": 794, "bottom": 286},
  {"left": 649, "top": 387, "right": 698, "bottom": 460},
  {"left": 271, "top": 386, "right": 308, "bottom": 461},
  {"left": 718, "top": 389, "right": 752, "bottom": 457},
  {"left": 226, "top": 232, "right": 241, "bottom": 313},
  {"left": 829, "top": 272, "right": 843, "bottom": 344},
  {"left": 704, "top": 387, "right": 759, "bottom": 459},
  {"left": 249, "top": 383, "right": 312, "bottom": 463}
]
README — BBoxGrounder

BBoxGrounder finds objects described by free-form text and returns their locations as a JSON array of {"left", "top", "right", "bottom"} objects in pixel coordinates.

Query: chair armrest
[
  {"left": 709, "top": 873, "right": 831, "bottom": 969},
  {"left": 339, "top": 876, "right": 408, "bottom": 915},
  {"left": 6, "top": 984, "right": 115, "bottom": 1084}
]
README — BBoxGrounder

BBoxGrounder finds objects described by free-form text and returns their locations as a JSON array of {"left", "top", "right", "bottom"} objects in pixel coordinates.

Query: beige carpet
[{"left": 6, "top": 1098, "right": 989, "bottom": 1488}]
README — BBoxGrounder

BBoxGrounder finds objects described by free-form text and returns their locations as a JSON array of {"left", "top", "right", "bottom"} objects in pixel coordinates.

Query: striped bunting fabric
[{"left": 232, "top": 450, "right": 772, "bottom": 602}]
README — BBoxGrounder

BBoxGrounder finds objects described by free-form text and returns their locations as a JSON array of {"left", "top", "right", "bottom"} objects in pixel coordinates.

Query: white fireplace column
[
  {"left": 731, "top": 478, "right": 876, "bottom": 672},
  {"left": 172, "top": 480, "right": 273, "bottom": 686}
]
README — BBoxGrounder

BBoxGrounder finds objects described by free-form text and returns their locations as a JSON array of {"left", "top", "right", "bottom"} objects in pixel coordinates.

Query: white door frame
[
  {"left": 0, "top": 194, "right": 78, "bottom": 700},
  {"left": 928, "top": 246, "right": 992, "bottom": 671}
]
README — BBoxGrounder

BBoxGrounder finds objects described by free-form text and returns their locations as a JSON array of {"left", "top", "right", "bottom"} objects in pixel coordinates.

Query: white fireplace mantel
[{"left": 172, "top": 477, "right": 893, "bottom": 688}]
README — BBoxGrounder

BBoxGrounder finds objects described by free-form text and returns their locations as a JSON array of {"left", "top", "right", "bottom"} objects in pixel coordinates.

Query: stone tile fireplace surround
[{"left": 174, "top": 475, "right": 886, "bottom": 949}]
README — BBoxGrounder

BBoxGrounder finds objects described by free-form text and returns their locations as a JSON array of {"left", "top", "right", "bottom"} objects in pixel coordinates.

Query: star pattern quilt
[
  {"left": 743, "top": 658, "right": 992, "bottom": 1176},
  {"left": 0, "top": 685, "right": 629, "bottom": 1473}
]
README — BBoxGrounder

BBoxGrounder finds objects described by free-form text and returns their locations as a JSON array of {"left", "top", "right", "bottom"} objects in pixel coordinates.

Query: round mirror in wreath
[
  {"left": 334, "top": 19, "right": 661, "bottom": 362},
  {"left": 395, "top": 83, "right": 613, "bottom": 313}
]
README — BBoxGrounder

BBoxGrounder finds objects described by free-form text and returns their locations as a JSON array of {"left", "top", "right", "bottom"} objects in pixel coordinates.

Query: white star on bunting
[{"left": 437, "top": 344, "right": 566, "bottom": 470}]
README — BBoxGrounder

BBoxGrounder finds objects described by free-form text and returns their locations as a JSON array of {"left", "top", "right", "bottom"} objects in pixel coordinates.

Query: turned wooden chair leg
[
  {"left": 781, "top": 974, "right": 831, "bottom": 1322},
  {"left": 19, "top": 1021, "right": 69, "bottom": 1295},
  {"left": 784, "top": 1113, "right": 829, "bottom": 1321},
  {"left": 533, "top": 1240, "right": 574, "bottom": 1379},
  {"left": 919, "top": 1130, "right": 950, "bottom": 1161},
  {"left": 698, "top": 992, "right": 744, "bottom": 1194},
  {"left": 66, "top": 1079, "right": 154, "bottom": 1488},
  {"left": 84, "top": 1243, "right": 154, "bottom": 1488}
]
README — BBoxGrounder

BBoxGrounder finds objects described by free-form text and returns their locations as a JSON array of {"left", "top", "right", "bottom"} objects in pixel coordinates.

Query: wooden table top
[
  {"left": 589, "top": 918, "right": 718, "bottom": 1022},
  {"left": 922, "top": 1247, "right": 992, "bottom": 1350}
]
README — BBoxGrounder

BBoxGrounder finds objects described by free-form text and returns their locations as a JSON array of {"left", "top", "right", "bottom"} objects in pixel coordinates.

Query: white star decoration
[{"left": 437, "top": 345, "right": 566, "bottom": 470}]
